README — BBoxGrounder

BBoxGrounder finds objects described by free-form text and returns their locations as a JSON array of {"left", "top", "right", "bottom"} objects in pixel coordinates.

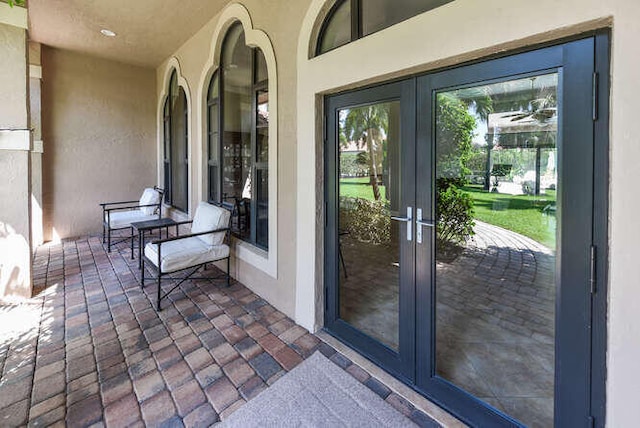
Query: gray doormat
[{"left": 219, "top": 352, "right": 417, "bottom": 427}]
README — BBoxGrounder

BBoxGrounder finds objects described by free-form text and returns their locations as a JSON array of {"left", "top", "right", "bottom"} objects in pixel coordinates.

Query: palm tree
[{"left": 340, "top": 105, "right": 389, "bottom": 201}]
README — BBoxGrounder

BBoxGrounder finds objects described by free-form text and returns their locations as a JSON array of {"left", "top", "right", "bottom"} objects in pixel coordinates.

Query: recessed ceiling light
[{"left": 100, "top": 29, "right": 116, "bottom": 37}]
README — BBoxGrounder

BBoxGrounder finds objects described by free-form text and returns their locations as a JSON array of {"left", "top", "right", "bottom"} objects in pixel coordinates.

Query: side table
[{"left": 131, "top": 218, "right": 178, "bottom": 269}]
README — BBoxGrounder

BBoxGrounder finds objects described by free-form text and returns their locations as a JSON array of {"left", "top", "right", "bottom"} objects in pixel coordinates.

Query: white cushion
[
  {"left": 139, "top": 188, "right": 160, "bottom": 215},
  {"left": 106, "top": 210, "right": 158, "bottom": 229},
  {"left": 191, "top": 202, "right": 230, "bottom": 246},
  {"left": 144, "top": 237, "right": 230, "bottom": 273}
]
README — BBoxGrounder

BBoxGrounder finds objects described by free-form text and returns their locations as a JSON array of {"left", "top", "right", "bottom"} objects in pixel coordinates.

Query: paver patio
[{"left": 0, "top": 236, "right": 439, "bottom": 427}]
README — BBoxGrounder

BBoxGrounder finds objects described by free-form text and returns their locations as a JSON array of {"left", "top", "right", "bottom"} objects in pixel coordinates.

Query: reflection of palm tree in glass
[{"left": 340, "top": 105, "right": 389, "bottom": 201}]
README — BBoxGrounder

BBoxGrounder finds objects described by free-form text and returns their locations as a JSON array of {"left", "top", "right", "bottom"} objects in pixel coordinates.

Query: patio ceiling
[{"left": 28, "top": 0, "right": 231, "bottom": 67}]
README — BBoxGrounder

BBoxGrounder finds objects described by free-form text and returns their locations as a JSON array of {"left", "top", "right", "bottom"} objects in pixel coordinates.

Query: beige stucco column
[
  {"left": 0, "top": 2, "right": 32, "bottom": 300},
  {"left": 29, "top": 42, "right": 43, "bottom": 247}
]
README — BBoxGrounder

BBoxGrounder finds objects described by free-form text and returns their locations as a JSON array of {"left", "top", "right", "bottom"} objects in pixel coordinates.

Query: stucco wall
[
  {"left": 41, "top": 47, "right": 157, "bottom": 240},
  {"left": 0, "top": 25, "right": 27, "bottom": 128},
  {"left": 295, "top": 0, "right": 640, "bottom": 426},
  {"left": 155, "top": 0, "right": 311, "bottom": 319},
  {"left": 30, "top": 42, "right": 44, "bottom": 247},
  {"left": 0, "top": 19, "right": 32, "bottom": 300},
  {"left": 0, "top": 151, "right": 31, "bottom": 299}
]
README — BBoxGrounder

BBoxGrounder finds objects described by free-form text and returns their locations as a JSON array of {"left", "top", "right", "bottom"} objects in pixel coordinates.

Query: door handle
[
  {"left": 391, "top": 207, "right": 412, "bottom": 241},
  {"left": 416, "top": 208, "right": 435, "bottom": 244}
]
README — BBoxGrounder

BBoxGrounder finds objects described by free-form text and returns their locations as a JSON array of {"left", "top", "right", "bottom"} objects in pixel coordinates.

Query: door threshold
[{"left": 316, "top": 331, "right": 467, "bottom": 428}]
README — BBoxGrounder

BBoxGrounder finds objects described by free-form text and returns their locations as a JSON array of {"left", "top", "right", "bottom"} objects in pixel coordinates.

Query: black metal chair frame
[
  {"left": 100, "top": 186, "right": 163, "bottom": 252},
  {"left": 141, "top": 218, "right": 231, "bottom": 311}
]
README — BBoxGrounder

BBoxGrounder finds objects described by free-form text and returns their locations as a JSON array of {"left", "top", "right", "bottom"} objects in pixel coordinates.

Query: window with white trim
[
  {"left": 163, "top": 70, "right": 189, "bottom": 212},
  {"left": 208, "top": 22, "right": 269, "bottom": 250}
]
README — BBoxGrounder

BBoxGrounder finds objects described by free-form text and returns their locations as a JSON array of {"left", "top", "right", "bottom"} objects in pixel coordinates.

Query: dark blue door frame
[
  {"left": 324, "top": 32, "right": 609, "bottom": 428},
  {"left": 324, "top": 79, "right": 417, "bottom": 382}
]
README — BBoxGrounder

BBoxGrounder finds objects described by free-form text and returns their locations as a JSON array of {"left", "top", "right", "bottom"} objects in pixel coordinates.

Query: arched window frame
[
  {"left": 207, "top": 22, "right": 270, "bottom": 250},
  {"left": 159, "top": 61, "right": 191, "bottom": 214},
  {"left": 315, "top": 0, "right": 454, "bottom": 56},
  {"left": 315, "top": 0, "right": 354, "bottom": 56},
  {"left": 197, "top": 3, "right": 278, "bottom": 279},
  {"left": 163, "top": 80, "right": 172, "bottom": 203},
  {"left": 206, "top": 71, "right": 221, "bottom": 204}
]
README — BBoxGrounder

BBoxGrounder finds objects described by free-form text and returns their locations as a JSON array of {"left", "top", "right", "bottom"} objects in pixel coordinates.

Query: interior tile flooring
[
  {"left": 339, "top": 220, "right": 555, "bottom": 428},
  {"left": 0, "top": 236, "right": 440, "bottom": 427}
]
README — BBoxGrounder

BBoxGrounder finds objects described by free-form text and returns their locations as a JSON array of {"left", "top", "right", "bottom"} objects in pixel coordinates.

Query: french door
[
  {"left": 325, "top": 36, "right": 607, "bottom": 427},
  {"left": 325, "top": 79, "right": 417, "bottom": 380}
]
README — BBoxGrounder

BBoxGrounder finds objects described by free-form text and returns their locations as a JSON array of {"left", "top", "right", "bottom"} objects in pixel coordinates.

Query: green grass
[
  {"left": 338, "top": 179, "right": 556, "bottom": 248},
  {"left": 463, "top": 185, "right": 556, "bottom": 248},
  {"left": 340, "top": 177, "right": 386, "bottom": 201}
]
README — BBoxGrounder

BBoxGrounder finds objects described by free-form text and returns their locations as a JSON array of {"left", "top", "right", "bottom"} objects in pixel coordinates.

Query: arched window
[
  {"left": 207, "top": 71, "right": 220, "bottom": 203},
  {"left": 163, "top": 70, "right": 189, "bottom": 212},
  {"left": 316, "top": 0, "right": 453, "bottom": 55},
  {"left": 208, "top": 22, "right": 269, "bottom": 250}
]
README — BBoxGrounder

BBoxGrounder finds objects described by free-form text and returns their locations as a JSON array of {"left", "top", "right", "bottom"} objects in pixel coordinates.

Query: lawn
[
  {"left": 338, "top": 179, "right": 555, "bottom": 248},
  {"left": 340, "top": 177, "right": 387, "bottom": 201},
  {"left": 463, "top": 185, "right": 556, "bottom": 249}
]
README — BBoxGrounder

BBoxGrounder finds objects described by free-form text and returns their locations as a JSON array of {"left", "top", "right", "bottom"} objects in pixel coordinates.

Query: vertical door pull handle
[
  {"left": 390, "top": 207, "right": 413, "bottom": 241},
  {"left": 416, "top": 208, "right": 435, "bottom": 244}
]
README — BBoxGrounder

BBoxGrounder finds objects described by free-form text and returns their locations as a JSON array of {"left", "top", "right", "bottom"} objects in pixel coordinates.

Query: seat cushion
[
  {"left": 191, "top": 202, "right": 230, "bottom": 246},
  {"left": 106, "top": 210, "right": 157, "bottom": 229},
  {"left": 144, "top": 237, "right": 230, "bottom": 273},
  {"left": 139, "top": 188, "right": 160, "bottom": 215}
]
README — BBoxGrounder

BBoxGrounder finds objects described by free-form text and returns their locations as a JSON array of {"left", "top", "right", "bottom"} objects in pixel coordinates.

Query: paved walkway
[
  {"left": 438, "top": 220, "right": 555, "bottom": 344},
  {"left": 0, "top": 236, "right": 439, "bottom": 427}
]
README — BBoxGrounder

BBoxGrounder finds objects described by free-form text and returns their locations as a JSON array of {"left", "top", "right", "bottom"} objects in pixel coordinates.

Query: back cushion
[
  {"left": 139, "top": 188, "right": 160, "bottom": 215},
  {"left": 191, "top": 202, "right": 231, "bottom": 246}
]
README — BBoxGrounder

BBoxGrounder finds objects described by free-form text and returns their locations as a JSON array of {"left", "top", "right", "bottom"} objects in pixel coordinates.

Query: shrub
[
  {"left": 436, "top": 179, "right": 475, "bottom": 247},
  {"left": 339, "top": 197, "right": 390, "bottom": 245},
  {"left": 338, "top": 179, "right": 475, "bottom": 251}
]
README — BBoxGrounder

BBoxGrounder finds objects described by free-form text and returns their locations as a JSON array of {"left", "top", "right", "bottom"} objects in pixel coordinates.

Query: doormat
[{"left": 219, "top": 351, "right": 417, "bottom": 427}]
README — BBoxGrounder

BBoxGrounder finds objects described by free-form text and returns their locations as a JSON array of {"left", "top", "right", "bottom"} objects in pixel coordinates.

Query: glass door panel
[
  {"left": 326, "top": 37, "right": 601, "bottom": 428},
  {"left": 338, "top": 101, "right": 402, "bottom": 350},
  {"left": 325, "top": 79, "right": 416, "bottom": 379},
  {"left": 433, "top": 74, "right": 558, "bottom": 427}
]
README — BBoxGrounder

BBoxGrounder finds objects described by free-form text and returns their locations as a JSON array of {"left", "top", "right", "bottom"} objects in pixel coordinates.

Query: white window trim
[
  {"left": 0, "top": 2, "right": 27, "bottom": 29},
  {"left": 196, "top": 3, "right": 278, "bottom": 279}
]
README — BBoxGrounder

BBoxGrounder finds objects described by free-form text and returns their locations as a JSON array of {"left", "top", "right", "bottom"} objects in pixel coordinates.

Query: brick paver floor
[{"left": 0, "top": 236, "right": 439, "bottom": 427}]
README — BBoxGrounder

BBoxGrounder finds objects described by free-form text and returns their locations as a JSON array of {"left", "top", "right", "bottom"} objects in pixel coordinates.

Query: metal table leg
[{"left": 138, "top": 230, "right": 143, "bottom": 269}]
